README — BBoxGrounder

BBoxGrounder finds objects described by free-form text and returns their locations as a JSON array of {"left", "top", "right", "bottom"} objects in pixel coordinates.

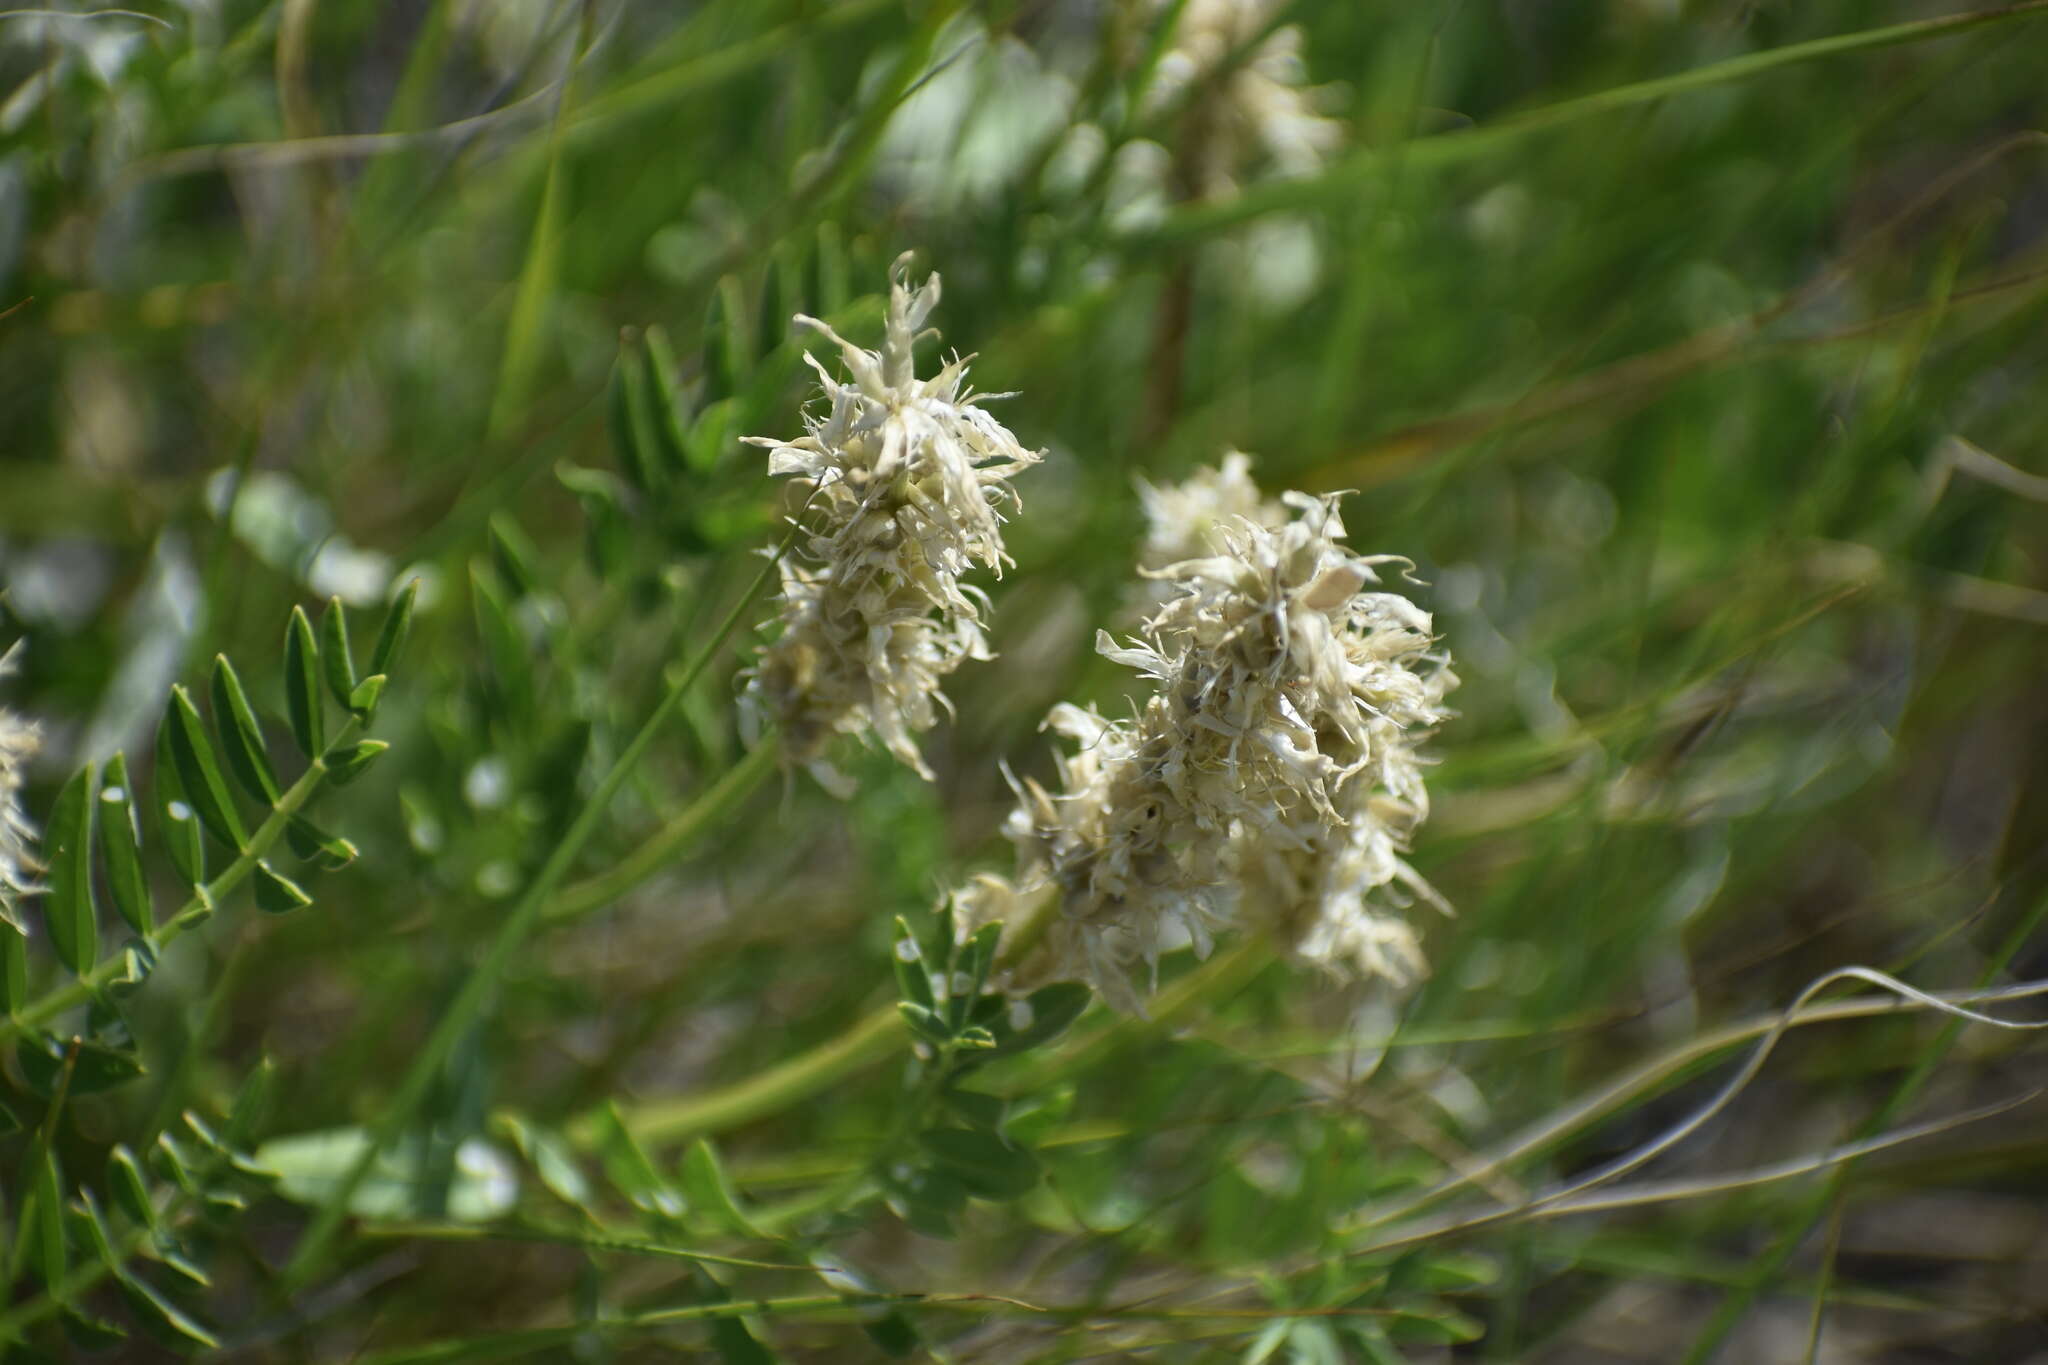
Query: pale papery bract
[{"left": 741, "top": 255, "right": 1041, "bottom": 792}]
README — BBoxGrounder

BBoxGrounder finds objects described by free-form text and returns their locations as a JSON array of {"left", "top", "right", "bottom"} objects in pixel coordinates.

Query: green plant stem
[
  {"left": 595, "top": 884, "right": 1066, "bottom": 1150},
  {"left": 0, "top": 717, "right": 364, "bottom": 1046},
  {"left": 588, "top": 1002, "right": 903, "bottom": 1150},
  {"left": 542, "top": 737, "right": 779, "bottom": 926},
  {"left": 601, "top": 905, "right": 1251, "bottom": 1154},
  {"left": 281, "top": 527, "right": 798, "bottom": 1289}
]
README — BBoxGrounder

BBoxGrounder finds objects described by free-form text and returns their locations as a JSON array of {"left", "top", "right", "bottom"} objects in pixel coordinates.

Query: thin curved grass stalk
[
  {"left": 1349, "top": 967, "right": 2048, "bottom": 1238},
  {"left": 1681, "top": 886, "right": 2048, "bottom": 1362},
  {"left": 541, "top": 738, "right": 781, "bottom": 926},
  {"left": 361, "top": 1221, "right": 824, "bottom": 1275},
  {"left": 1349, "top": 1087, "right": 2040, "bottom": 1258}
]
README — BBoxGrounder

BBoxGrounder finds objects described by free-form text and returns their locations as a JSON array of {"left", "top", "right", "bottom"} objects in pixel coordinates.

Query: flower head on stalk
[
  {"left": 963, "top": 464, "right": 1454, "bottom": 1007},
  {"left": 742, "top": 255, "right": 1041, "bottom": 793},
  {"left": 0, "top": 643, "right": 42, "bottom": 933}
]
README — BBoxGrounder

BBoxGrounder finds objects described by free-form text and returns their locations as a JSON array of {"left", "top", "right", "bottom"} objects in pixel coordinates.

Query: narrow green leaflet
[
  {"left": 992, "top": 982, "right": 1092, "bottom": 1054},
  {"left": 702, "top": 274, "right": 748, "bottom": 404},
  {"left": 116, "top": 1273, "right": 219, "bottom": 1349},
  {"left": 325, "top": 740, "right": 390, "bottom": 787},
  {"left": 890, "top": 916, "right": 935, "bottom": 1012},
  {"left": 226, "top": 1056, "right": 278, "bottom": 1145},
  {"left": 107, "top": 1143, "right": 157, "bottom": 1229},
  {"left": 594, "top": 1102, "right": 684, "bottom": 1220},
  {"left": 917, "top": 1128, "right": 1040, "bottom": 1201},
  {"left": 210, "top": 654, "right": 281, "bottom": 804},
  {"left": 487, "top": 516, "right": 541, "bottom": 599},
  {"left": 607, "top": 340, "right": 658, "bottom": 493},
  {"left": 0, "top": 924, "right": 25, "bottom": 1009},
  {"left": 495, "top": 1113, "right": 595, "bottom": 1213},
  {"left": 97, "top": 754, "right": 152, "bottom": 934},
  {"left": 287, "top": 816, "right": 359, "bottom": 869},
  {"left": 347, "top": 673, "right": 389, "bottom": 719},
  {"left": 471, "top": 565, "right": 528, "bottom": 718},
  {"left": 68, "top": 1186, "right": 120, "bottom": 1267},
  {"left": 641, "top": 324, "right": 694, "bottom": 477},
  {"left": 679, "top": 1139, "right": 759, "bottom": 1237},
  {"left": 253, "top": 862, "right": 314, "bottom": 914},
  {"left": 19, "top": 1034, "right": 146, "bottom": 1097},
  {"left": 165, "top": 687, "right": 248, "bottom": 852},
  {"left": 947, "top": 920, "right": 1002, "bottom": 1030},
  {"left": 897, "top": 1003, "right": 950, "bottom": 1046},
  {"left": 319, "top": 598, "right": 358, "bottom": 709},
  {"left": 32, "top": 1152, "right": 66, "bottom": 1292},
  {"left": 41, "top": 763, "right": 97, "bottom": 974},
  {"left": 109, "top": 938, "right": 157, "bottom": 995},
  {"left": 154, "top": 715, "right": 206, "bottom": 885},
  {"left": 284, "top": 604, "right": 325, "bottom": 758},
  {"left": 60, "top": 1304, "right": 127, "bottom": 1350},
  {"left": 369, "top": 578, "right": 420, "bottom": 680}
]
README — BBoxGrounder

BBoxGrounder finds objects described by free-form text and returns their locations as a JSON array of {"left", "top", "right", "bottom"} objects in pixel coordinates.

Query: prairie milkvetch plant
[
  {"left": 0, "top": 643, "right": 39, "bottom": 931},
  {"left": 741, "top": 255, "right": 1042, "bottom": 793},
  {"left": 966, "top": 464, "right": 1455, "bottom": 1008}
]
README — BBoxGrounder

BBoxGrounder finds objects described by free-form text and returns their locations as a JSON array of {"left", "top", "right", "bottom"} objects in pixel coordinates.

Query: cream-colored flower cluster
[
  {"left": 0, "top": 644, "right": 41, "bottom": 931},
  {"left": 742, "top": 256, "right": 1042, "bottom": 793},
  {"left": 1145, "top": 0, "right": 1345, "bottom": 199},
  {"left": 964, "top": 462, "right": 1454, "bottom": 1008}
]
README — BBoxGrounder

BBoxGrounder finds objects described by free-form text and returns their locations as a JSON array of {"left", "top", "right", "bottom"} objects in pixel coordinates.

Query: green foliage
[{"left": 3, "top": 0, "right": 2047, "bottom": 1359}]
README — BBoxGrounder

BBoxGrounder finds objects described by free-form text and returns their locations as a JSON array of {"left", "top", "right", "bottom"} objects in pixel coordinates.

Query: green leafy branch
[{"left": 1, "top": 584, "right": 417, "bottom": 1045}]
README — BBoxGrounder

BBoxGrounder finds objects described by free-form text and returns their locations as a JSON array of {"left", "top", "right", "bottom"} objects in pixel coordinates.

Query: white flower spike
[
  {"left": 965, "top": 461, "right": 1454, "bottom": 1007},
  {"left": 742, "top": 255, "right": 1042, "bottom": 793}
]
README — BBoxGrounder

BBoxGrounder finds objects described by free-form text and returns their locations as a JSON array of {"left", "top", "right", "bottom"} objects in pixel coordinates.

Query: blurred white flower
[
  {"left": 0, "top": 643, "right": 42, "bottom": 932},
  {"left": 966, "top": 464, "right": 1454, "bottom": 1006},
  {"left": 743, "top": 255, "right": 1042, "bottom": 792},
  {"left": 1144, "top": 0, "right": 1345, "bottom": 200},
  {"left": 873, "top": 17, "right": 1077, "bottom": 215},
  {"left": 1137, "top": 449, "right": 1285, "bottom": 578}
]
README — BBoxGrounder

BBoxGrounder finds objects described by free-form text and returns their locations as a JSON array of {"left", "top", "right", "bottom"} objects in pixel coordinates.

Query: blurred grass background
[{"left": 4, "top": 0, "right": 2048, "bottom": 1360}]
